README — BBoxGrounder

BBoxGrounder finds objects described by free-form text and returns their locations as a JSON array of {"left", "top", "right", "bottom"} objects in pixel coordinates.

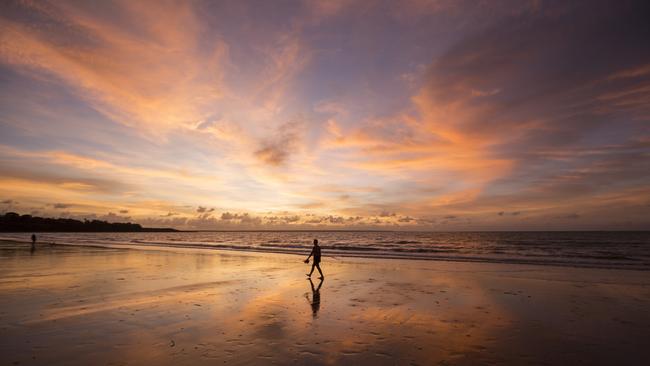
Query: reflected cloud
[{"left": 3, "top": 243, "right": 647, "bottom": 364}]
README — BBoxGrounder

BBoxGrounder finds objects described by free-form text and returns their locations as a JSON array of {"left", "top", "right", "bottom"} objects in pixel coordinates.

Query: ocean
[{"left": 1, "top": 231, "right": 649, "bottom": 270}]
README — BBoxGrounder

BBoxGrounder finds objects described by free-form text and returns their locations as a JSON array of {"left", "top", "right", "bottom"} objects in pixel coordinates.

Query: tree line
[{"left": 0, "top": 212, "right": 177, "bottom": 232}]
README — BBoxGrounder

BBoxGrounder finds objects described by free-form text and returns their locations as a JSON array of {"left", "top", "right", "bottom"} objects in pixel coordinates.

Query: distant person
[
  {"left": 304, "top": 239, "right": 324, "bottom": 279},
  {"left": 305, "top": 277, "right": 323, "bottom": 318},
  {"left": 30, "top": 234, "right": 36, "bottom": 253}
]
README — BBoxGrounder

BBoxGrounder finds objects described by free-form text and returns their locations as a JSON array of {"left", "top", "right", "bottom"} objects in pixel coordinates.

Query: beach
[{"left": 1, "top": 241, "right": 649, "bottom": 365}]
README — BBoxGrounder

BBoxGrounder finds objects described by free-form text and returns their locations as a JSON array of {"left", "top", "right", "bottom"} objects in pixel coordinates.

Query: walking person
[{"left": 304, "top": 239, "right": 324, "bottom": 279}]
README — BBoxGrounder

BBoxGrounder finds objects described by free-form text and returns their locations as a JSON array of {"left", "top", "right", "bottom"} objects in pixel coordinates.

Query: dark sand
[{"left": 1, "top": 240, "right": 649, "bottom": 365}]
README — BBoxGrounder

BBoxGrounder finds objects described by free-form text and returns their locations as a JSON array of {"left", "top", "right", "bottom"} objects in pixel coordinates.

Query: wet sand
[{"left": 1, "top": 241, "right": 649, "bottom": 365}]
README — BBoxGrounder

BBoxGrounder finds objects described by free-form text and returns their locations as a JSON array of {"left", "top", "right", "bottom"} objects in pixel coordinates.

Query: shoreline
[
  {"left": 1, "top": 241, "right": 650, "bottom": 365},
  {"left": 1, "top": 238, "right": 648, "bottom": 272}
]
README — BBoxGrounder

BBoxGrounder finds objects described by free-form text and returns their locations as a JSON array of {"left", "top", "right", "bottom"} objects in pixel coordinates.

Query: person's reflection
[{"left": 305, "top": 277, "right": 323, "bottom": 318}]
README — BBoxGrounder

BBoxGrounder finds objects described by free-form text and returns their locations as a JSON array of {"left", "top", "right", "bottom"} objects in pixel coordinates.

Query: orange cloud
[{"left": 0, "top": 0, "right": 227, "bottom": 135}]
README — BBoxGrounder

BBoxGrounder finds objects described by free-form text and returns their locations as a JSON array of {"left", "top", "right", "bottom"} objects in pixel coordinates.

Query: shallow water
[
  {"left": 1, "top": 243, "right": 649, "bottom": 366},
  {"left": 1, "top": 231, "right": 649, "bottom": 270}
]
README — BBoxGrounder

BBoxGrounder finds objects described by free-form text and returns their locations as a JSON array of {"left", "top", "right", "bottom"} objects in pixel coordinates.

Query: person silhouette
[
  {"left": 304, "top": 239, "right": 324, "bottom": 279},
  {"left": 305, "top": 277, "right": 323, "bottom": 318},
  {"left": 31, "top": 234, "right": 36, "bottom": 251}
]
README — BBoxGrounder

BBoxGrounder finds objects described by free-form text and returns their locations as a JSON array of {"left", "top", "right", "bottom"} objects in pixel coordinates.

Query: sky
[{"left": 0, "top": 0, "right": 649, "bottom": 230}]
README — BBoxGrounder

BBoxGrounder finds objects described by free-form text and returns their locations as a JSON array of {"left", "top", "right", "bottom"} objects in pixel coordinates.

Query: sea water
[{"left": 1, "top": 231, "right": 649, "bottom": 270}]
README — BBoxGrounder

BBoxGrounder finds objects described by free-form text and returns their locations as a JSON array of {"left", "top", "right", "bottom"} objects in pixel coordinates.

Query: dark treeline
[{"left": 0, "top": 212, "right": 177, "bottom": 232}]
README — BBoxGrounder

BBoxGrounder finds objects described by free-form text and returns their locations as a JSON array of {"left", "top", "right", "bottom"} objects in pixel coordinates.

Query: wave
[{"left": 1, "top": 231, "right": 649, "bottom": 271}]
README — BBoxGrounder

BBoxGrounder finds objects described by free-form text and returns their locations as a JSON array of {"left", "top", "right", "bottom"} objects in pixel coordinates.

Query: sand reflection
[
  {"left": 306, "top": 277, "right": 324, "bottom": 318},
  {"left": 2, "top": 242, "right": 649, "bottom": 365}
]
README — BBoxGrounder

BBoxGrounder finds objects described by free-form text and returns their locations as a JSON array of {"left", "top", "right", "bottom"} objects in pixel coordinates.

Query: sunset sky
[{"left": 0, "top": 0, "right": 649, "bottom": 230}]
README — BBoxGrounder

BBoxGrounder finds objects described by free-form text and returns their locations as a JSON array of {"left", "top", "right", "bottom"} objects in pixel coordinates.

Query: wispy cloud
[
  {"left": 0, "top": 0, "right": 648, "bottom": 229},
  {"left": 0, "top": 0, "right": 227, "bottom": 135}
]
